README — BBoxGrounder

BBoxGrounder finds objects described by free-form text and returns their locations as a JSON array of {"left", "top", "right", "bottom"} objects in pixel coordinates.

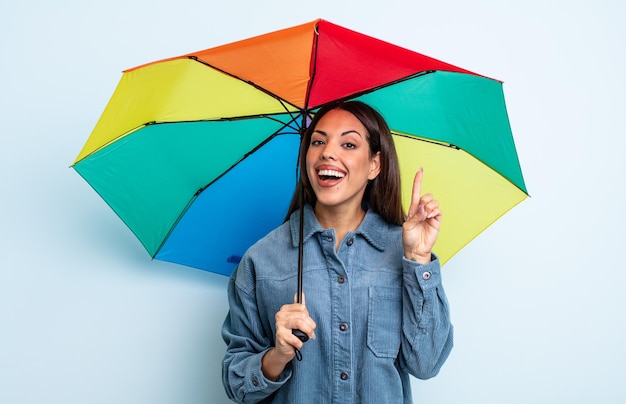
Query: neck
[{"left": 314, "top": 203, "right": 366, "bottom": 250}]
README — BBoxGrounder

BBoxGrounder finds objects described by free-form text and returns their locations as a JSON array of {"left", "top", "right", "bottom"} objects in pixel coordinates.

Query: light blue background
[{"left": 1, "top": 1, "right": 624, "bottom": 402}]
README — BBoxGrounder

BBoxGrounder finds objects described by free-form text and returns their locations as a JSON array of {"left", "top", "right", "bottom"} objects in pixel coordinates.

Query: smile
[{"left": 317, "top": 169, "right": 346, "bottom": 180}]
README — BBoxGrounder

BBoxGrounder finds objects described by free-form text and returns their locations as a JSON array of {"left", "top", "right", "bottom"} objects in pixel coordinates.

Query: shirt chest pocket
[{"left": 367, "top": 287, "right": 402, "bottom": 358}]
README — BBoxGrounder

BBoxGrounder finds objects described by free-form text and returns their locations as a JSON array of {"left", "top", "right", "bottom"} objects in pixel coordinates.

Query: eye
[
  {"left": 343, "top": 142, "right": 357, "bottom": 149},
  {"left": 311, "top": 139, "right": 325, "bottom": 146}
]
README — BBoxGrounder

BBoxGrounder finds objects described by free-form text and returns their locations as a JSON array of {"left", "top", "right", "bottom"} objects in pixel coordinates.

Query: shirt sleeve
[
  {"left": 221, "top": 261, "right": 293, "bottom": 403},
  {"left": 399, "top": 254, "right": 454, "bottom": 379}
]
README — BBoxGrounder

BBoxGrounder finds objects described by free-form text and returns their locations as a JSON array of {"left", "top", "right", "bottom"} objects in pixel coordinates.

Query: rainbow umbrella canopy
[{"left": 73, "top": 19, "right": 527, "bottom": 276}]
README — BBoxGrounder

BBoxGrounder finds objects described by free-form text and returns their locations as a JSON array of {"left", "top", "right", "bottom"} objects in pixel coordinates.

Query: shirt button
[
  {"left": 422, "top": 271, "right": 431, "bottom": 280},
  {"left": 338, "top": 276, "right": 345, "bottom": 284},
  {"left": 340, "top": 372, "right": 349, "bottom": 380},
  {"left": 339, "top": 322, "right": 348, "bottom": 331},
  {"left": 346, "top": 237, "right": 354, "bottom": 246},
  {"left": 252, "top": 377, "right": 259, "bottom": 386}
]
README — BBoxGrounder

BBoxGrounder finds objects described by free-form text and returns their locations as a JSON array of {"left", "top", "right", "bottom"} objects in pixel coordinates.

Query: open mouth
[{"left": 318, "top": 169, "right": 346, "bottom": 181}]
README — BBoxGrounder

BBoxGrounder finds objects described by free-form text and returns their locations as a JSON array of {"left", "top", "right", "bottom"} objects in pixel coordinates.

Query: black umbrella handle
[
  {"left": 292, "top": 329, "right": 308, "bottom": 362},
  {"left": 292, "top": 329, "right": 309, "bottom": 343}
]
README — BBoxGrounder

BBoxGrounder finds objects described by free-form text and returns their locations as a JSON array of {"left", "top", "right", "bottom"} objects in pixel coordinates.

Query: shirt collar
[{"left": 289, "top": 204, "right": 389, "bottom": 251}]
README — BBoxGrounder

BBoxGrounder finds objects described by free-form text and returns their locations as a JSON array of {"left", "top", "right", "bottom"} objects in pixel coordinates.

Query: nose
[{"left": 320, "top": 143, "right": 336, "bottom": 160}]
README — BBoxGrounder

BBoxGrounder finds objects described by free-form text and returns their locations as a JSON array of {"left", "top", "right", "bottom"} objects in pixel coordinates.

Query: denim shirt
[{"left": 222, "top": 205, "right": 453, "bottom": 403}]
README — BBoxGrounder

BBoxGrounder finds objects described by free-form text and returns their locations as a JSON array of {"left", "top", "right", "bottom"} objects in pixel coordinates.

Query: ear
[{"left": 368, "top": 151, "right": 381, "bottom": 180}]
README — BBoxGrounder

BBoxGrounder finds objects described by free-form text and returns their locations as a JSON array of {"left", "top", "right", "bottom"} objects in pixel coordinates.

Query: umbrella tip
[{"left": 227, "top": 255, "right": 242, "bottom": 264}]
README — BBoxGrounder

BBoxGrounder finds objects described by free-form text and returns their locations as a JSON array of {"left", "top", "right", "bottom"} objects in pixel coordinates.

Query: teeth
[{"left": 318, "top": 169, "right": 345, "bottom": 178}]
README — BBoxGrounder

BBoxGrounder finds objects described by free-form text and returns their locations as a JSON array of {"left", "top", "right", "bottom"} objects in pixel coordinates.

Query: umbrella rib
[
  {"left": 149, "top": 111, "right": 297, "bottom": 125},
  {"left": 262, "top": 113, "right": 302, "bottom": 134},
  {"left": 392, "top": 132, "right": 529, "bottom": 195},
  {"left": 391, "top": 131, "right": 460, "bottom": 149},
  {"left": 148, "top": 114, "right": 303, "bottom": 135},
  {"left": 76, "top": 113, "right": 301, "bottom": 166},
  {"left": 188, "top": 55, "right": 298, "bottom": 116},
  {"left": 339, "top": 68, "right": 499, "bottom": 105},
  {"left": 72, "top": 124, "right": 149, "bottom": 165},
  {"left": 310, "top": 70, "right": 437, "bottom": 111},
  {"left": 193, "top": 128, "right": 293, "bottom": 197},
  {"left": 303, "top": 20, "right": 321, "bottom": 113},
  {"left": 153, "top": 124, "right": 297, "bottom": 258}
]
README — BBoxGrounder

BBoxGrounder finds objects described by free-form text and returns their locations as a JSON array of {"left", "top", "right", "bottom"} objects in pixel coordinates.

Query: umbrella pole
[
  {"left": 292, "top": 182, "right": 309, "bottom": 347},
  {"left": 297, "top": 182, "right": 304, "bottom": 304},
  {"left": 296, "top": 114, "right": 307, "bottom": 306},
  {"left": 292, "top": 113, "right": 309, "bottom": 352}
]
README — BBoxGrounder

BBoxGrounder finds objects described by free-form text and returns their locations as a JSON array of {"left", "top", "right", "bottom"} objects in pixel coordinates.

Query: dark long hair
[{"left": 285, "top": 101, "right": 404, "bottom": 226}]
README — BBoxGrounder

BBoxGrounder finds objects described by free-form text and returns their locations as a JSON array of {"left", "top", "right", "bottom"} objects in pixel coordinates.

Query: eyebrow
[{"left": 313, "top": 129, "right": 363, "bottom": 137}]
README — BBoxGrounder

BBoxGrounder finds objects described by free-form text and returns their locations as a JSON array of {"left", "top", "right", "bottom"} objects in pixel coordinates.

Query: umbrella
[{"left": 72, "top": 19, "right": 527, "bottom": 281}]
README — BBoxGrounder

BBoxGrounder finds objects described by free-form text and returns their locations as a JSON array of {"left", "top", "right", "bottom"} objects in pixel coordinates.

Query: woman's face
[{"left": 306, "top": 108, "right": 381, "bottom": 212}]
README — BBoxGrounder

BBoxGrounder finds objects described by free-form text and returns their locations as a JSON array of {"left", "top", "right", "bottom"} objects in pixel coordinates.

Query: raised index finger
[{"left": 407, "top": 167, "right": 423, "bottom": 218}]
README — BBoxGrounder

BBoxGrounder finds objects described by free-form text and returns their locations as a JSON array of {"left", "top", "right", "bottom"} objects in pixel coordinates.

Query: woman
[{"left": 222, "top": 101, "right": 453, "bottom": 403}]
